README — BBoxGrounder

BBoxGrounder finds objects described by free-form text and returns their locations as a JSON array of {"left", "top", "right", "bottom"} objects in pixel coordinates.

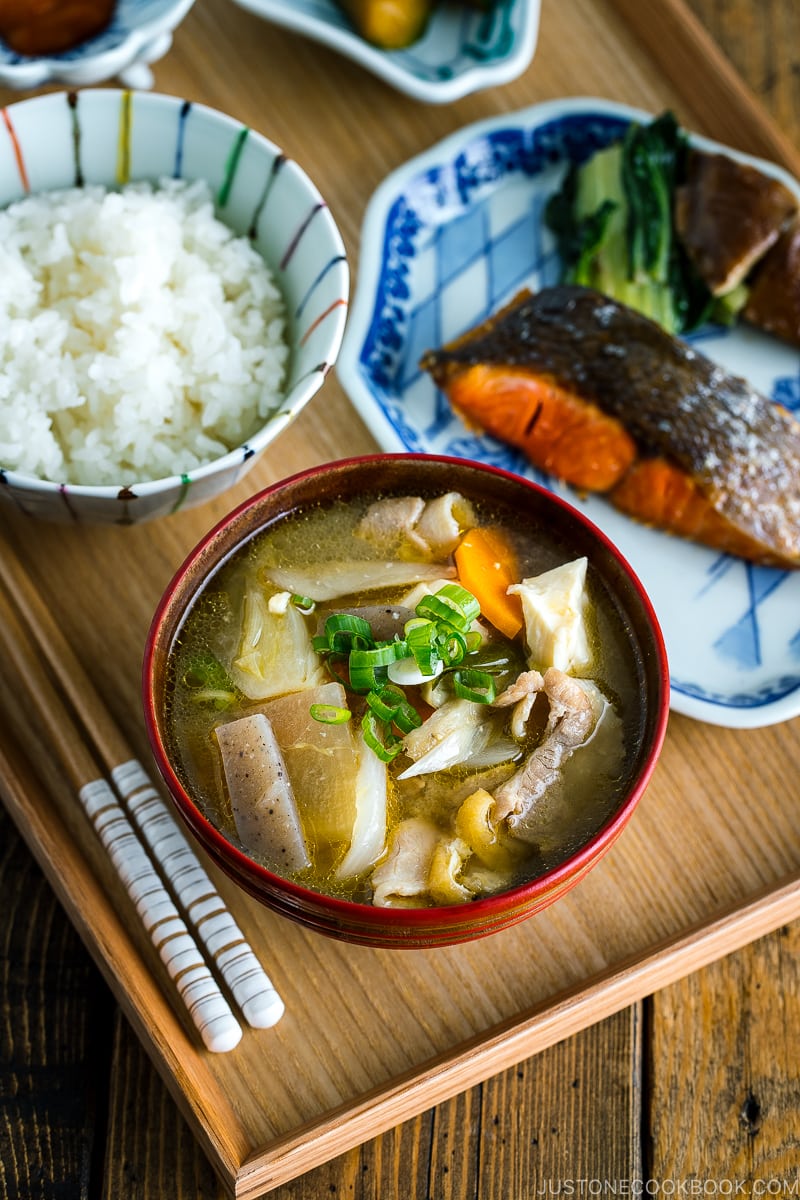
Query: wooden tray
[{"left": 3, "top": 0, "right": 800, "bottom": 1195}]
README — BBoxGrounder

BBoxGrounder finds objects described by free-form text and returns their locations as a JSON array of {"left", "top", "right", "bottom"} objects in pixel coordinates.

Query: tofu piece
[{"left": 508, "top": 557, "right": 592, "bottom": 673}]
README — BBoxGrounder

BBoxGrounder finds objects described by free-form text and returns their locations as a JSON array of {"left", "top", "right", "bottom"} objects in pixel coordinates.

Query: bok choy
[{"left": 545, "top": 111, "right": 717, "bottom": 335}]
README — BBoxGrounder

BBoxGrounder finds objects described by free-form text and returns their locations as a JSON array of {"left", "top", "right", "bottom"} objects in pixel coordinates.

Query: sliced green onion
[
  {"left": 366, "top": 688, "right": 400, "bottom": 722},
  {"left": 291, "top": 594, "right": 316, "bottom": 614},
  {"left": 191, "top": 688, "right": 236, "bottom": 711},
  {"left": 437, "top": 625, "right": 467, "bottom": 667},
  {"left": 310, "top": 703, "right": 352, "bottom": 725},
  {"left": 405, "top": 620, "right": 440, "bottom": 675},
  {"left": 453, "top": 668, "right": 497, "bottom": 704},
  {"left": 366, "top": 685, "right": 422, "bottom": 733},
  {"left": 435, "top": 583, "right": 481, "bottom": 625},
  {"left": 361, "top": 710, "right": 403, "bottom": 762},
  {"left": 390, "top": 695, "right": 423, "bottom": 733},
  {"left": 349, "top": 642, "right": 407, "bottom": 691},
  {"left": 325, "top": 613, "right": 373, "bottom": 638},
  {"left": 314, "top": 612, "right": 375, "bottom": 655},
  {"left": 325, "top": 654, "right": 352, "bottom": 688},
  {"left": 415, "top": 593, "right": 466, "bottom": 627},
  {"left": 416, "top": 583, "right": 480, "bottom": 631},
  {"left": 183, "top": 650, "right": 234, "bottom": 693},
  {"left": 331, "top": 630, "right": 372, "bottom": 655}
]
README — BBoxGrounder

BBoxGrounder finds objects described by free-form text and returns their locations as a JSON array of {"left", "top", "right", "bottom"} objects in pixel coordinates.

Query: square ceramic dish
[
  {"left": 226, "top": 0, "right": 540, "bottom": 103},
  {"left": 336, "top": 96, "right": 800, "bottom": 730}
]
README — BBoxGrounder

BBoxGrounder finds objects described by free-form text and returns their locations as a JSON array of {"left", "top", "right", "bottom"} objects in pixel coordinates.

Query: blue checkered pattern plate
[
  {"left": 226, "top": 0, "right": 540, "bottom": 103},
  {"left": 337, "top": 97, "right": 800, "bottom": 729}
]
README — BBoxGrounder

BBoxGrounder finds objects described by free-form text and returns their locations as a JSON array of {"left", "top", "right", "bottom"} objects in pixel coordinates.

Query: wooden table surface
[{"left": 2, "top": 1, "right": 800, "bottom": 1196}]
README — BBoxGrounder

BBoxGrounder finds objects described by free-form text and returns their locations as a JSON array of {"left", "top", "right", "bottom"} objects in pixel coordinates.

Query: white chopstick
[
  {"left": 111, "top": 759, "right": 284, "bottom": 1030},
  {"left": 0, "top": 529, "right": 284, "bottom": 1047},
  {"left": 79, "top": 775, "right": 244, "bottom": 1053}
]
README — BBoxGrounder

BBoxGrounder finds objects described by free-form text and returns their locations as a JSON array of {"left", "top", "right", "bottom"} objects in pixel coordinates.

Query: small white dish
[
  {"left": 227, "top": 0, "right": 540, "bottom": 104},
  {"left": 337, "top": 96, "right": 800, "bottom": 729},
  {"left": 0, "top": 0, "right": 196, "bottom": 91}
]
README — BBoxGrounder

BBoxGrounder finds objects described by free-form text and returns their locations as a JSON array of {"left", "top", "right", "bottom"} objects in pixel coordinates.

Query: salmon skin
[{"left": 420, "top": 284, "right": 800, "bottom": 569}]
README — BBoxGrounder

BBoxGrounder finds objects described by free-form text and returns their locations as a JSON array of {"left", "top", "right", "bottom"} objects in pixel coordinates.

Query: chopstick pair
[{"left": 0, "top": 530, "right": 284, "bottom": 1053}]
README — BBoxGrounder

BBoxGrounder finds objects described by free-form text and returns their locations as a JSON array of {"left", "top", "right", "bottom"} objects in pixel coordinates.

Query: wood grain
[
  {"left": 0, "top": 807, "right": 113, "bottom": 1198},
  {"left": 647, "top": 1, "right": 800, "bottom": 1188},
  {"left": 648, "top": 925, "right": 800, "bottom": 1183},
  {"left": 1, "top": 0, "right": 800, "bottom": 1196}
]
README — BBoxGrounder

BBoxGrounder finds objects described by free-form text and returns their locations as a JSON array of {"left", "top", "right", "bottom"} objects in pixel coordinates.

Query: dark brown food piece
[
  {"left": 421, "top": 285, "right": 800, "bottom": 568},
  {"left": 0, "top": 0, "right": 114, "bottom": 55},
  {"left": 743, "top": 220, "right": 800, "bottom": 348},
  {"left": 674, "top": 148, "right": 798, "bottom": 295}
]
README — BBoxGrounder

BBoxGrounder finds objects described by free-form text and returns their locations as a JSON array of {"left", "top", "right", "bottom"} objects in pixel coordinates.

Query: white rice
[{"left": 0, "top": 178, "right": 288, "bottom": 486}]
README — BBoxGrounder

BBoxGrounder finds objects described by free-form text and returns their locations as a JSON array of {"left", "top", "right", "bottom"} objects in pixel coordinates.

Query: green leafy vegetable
[{"left": 545, "top": 110, "right": 717, "bottom": 335}]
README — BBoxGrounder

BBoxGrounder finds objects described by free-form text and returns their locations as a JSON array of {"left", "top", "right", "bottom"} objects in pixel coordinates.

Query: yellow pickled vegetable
[{"left": 338, "top": 0, "right": 433, "bottom": 49}]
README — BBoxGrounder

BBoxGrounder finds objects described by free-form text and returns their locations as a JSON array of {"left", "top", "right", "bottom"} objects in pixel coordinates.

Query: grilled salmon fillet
[{"left": 420, "top": 285, "right": 800, "bottom": 569}]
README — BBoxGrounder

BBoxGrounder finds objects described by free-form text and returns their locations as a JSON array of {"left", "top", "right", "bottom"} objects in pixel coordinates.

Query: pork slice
[{"left": 493, "top": 668, "right": 597, "bottom": 825}]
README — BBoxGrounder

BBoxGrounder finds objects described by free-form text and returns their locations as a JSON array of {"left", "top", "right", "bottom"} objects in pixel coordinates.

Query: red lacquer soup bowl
[{"left": 143, "top": 454, "right": 670, "bottom": 949}]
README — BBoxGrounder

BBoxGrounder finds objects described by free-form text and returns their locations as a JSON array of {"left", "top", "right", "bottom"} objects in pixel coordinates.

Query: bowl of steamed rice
[
  {"left": 143, "top": 453, "right": 670, "bottom": 948},
  {"left": 0, "top": 88, "right": 348, "bottom": 524}
]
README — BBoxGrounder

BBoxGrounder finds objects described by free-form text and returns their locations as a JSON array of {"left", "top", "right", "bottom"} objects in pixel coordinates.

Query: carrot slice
[{"left": 455, "top": 527, "right": 524, "bottom": 640}]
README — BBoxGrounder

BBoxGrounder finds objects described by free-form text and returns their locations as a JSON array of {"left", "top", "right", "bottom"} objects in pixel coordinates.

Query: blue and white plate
[
  {"left": 0, "top": 0, "right": 195, "bottom": 90},
  {"left": 337, "top": 96, "right": 800, "bottom": 729},
  {"left": 227, "top": 0, "right": 539, "bottom": 104}
]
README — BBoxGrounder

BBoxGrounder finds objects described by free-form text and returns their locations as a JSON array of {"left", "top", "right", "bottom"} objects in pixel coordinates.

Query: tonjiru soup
[{"left": 164, "top": 488, "right": 645, "bottom": 908}]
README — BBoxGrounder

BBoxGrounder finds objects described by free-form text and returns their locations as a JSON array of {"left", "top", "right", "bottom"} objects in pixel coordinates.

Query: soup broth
[{"left": 165, "top": 489, "right": 644, "bottom": 908}]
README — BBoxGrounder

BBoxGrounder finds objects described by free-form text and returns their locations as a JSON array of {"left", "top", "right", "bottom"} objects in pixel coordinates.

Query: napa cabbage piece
[
  {"left": 335, "top": 729, "right": 388, "bottom": 881},
  {"left": 508, "top": 557, "right": 592, "bottom": 673},
  {"left": 263, "top": 560, "right": 455, "bottom": 602},
  {"left": 260, "top": 682, "right": 358, "bottom": 849},
  {"left": 231, "top": 587, "right": 323, "bottom": 700},
  {"left": 214, "top": 712, "right": 310, "bottom": 874}
]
